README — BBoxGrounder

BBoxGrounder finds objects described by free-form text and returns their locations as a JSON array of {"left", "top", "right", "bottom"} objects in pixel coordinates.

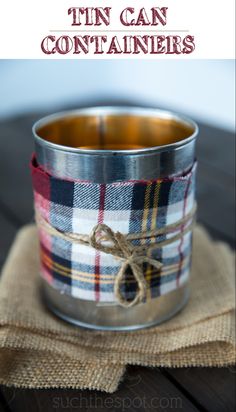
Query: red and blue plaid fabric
[{"left": 31, "top": 156, "right": 196, "bottom": 303}]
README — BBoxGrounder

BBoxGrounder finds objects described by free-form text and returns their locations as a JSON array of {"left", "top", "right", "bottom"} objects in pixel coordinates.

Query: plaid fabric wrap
[{"left": 31, "top": 156, "right": 196, "bottom": 303}]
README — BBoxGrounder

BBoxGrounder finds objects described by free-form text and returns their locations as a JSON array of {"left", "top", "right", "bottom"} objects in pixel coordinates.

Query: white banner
[{"left": 0, "top": 0, "right": 235, "bottom": 58}]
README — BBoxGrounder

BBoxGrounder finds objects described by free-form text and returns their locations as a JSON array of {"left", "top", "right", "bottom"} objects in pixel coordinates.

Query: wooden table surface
[{"left": 0, "top": 107, "right": 235, "bottom": 412}]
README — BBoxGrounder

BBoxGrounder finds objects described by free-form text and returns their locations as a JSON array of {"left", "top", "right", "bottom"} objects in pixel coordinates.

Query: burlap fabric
[{"left": 0, "top": 225, "right": 235, "bottom": 392}]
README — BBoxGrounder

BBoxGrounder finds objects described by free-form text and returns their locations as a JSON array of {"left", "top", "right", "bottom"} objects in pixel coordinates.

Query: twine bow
[
  {"left": 35, "top": 203, "right": 196, "bottom": 308},
  {"left": 89, "top": 224, "right": 163, "bottom": 307}
]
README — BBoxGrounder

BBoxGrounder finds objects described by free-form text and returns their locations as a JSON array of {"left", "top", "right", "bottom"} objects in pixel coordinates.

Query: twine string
[{"left": 35, "top": 203, "right": 196, "bottom": 307}]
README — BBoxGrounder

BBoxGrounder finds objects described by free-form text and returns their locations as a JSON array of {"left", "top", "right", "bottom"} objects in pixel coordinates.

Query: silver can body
[{"left": 33, "top": 107, "right": 198, "bottom": 330}]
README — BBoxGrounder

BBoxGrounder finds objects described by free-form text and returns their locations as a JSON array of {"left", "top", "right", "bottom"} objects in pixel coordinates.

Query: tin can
[{"left": 32, "top": 107, "right": 198, "bottom": 330}]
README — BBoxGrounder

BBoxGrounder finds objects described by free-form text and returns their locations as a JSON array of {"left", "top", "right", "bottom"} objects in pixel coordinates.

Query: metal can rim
[{"left": 32, "top": 106, "right": 199, "bottom": 157}]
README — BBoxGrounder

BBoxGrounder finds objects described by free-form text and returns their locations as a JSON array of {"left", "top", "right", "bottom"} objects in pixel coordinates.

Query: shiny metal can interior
[{"left": 33, "top": 106, "right": 198, "bottom": 330}]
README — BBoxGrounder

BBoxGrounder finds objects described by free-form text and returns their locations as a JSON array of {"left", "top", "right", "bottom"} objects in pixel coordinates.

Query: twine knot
[
  {"left": 89, "top": 224, "right": 163, "bottom": 308},
  {"left": 35, "top": 203, "right": 196, "bottom": 308}
]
